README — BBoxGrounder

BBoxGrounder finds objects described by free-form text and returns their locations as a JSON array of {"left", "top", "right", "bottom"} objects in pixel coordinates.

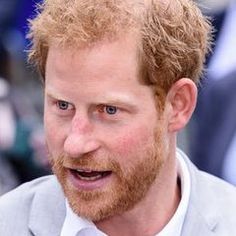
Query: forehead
[
  {"left": 44, "top": 35, "right": 159, "bottom": 119},
  {"left": 45, "top": 35, "right": 141, "bottom": 84},
  {"left": 44, "top": 36, "right": 154, "bottom": 100}
]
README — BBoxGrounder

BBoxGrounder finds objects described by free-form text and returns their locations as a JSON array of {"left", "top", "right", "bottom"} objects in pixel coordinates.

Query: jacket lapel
[
  {"left": 28, "top": 176, "right": 66, "bottom": 236},
  {"left": 181, "top": 202, "right": 217, "bottom": 236},
  {"left": 181, "top": 156, "right": 219, "bottom": 236}
]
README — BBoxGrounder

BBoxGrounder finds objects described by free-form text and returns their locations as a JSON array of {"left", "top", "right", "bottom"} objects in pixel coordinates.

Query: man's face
[{"left": 44, "top": 36, "right": 169, "bottom": 222}]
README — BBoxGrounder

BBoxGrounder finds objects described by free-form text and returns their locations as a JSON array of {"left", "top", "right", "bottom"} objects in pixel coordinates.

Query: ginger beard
[{"left": 50, "top": 126, "right": 167, "bottom": 222}]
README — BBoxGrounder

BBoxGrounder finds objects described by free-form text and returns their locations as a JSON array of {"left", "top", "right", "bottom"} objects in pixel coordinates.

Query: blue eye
[
  {"left": 105, "top": 105, "right": 117, "bottom": 115},
  {"left": 57, "top": 100, "right": 69, "bottom": 110}
]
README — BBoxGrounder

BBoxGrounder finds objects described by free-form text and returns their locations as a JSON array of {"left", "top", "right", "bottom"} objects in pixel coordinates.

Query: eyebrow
[
  {"left": 45, "top": 90, "right": 139, "bottom": 111},
  {"left": 45, "top": 91, "right": 71, "bottom": 104},
  {"left": 98, "top": 93, "right": 139, "bottom": 109}
]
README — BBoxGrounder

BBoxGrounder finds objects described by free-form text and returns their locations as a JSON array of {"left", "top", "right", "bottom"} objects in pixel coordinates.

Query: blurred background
[
  {"left": 0, "top": 0, "right": 236, "bottom": 196},
  {"left": 179, "top": 0, "right": 236, "bottom": 185},
  {"left": 0, "top": 0, "right": 50, "bottom": 196}
]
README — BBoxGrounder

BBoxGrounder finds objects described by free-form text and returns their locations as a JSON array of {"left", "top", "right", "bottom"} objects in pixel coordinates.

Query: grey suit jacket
[{"left": 0, "top": 157, "right": 236, "bottom": 236}]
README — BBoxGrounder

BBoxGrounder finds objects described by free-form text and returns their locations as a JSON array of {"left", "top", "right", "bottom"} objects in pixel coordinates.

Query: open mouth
[{"left": 70, "top": 168, "right": 112, "bottom": 181}]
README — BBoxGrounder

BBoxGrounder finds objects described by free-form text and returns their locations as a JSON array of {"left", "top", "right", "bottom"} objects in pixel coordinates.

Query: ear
[{"left": 166, "top": 78, "right": 197, "bottom": 132}]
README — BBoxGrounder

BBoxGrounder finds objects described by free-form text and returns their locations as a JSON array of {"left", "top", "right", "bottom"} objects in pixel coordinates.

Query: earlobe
[{"left": 167, "top": 78, "right": 197, "bottom": 132}]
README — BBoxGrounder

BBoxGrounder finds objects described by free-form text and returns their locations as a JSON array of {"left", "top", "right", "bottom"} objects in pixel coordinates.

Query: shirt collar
[
  {"left": 60, "top": 200, "right": 106, "bottom": 236},
  {"left": 157, "top": 149, "right": 191, "bottom": 236},
  {"left": 61, "top": 149, "right": 191, "bottom": 236}
]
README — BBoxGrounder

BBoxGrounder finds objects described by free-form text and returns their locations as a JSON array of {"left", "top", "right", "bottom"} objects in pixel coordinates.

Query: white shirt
[{"left": 60, "top": 149, "right": 191, "bottom": 236}]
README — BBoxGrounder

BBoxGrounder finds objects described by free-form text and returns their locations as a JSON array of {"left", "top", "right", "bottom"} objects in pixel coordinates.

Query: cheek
[
  {"left": 109, "top": 125, "right": 154, "bottom": 157},
  {"left": 44, "top": 115, "right": 66, "bottom": 154}
]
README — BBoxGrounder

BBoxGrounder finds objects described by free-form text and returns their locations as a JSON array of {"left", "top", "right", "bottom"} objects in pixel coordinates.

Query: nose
[
  {"left": 63, "top": 117, "right": 101, "bottom": 157},
  {"left": 64, "top": 134, "right": 100, "bottom": 157}
]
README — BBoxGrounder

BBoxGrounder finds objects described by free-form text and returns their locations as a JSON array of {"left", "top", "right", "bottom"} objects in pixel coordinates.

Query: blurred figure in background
[
  {"left": 191, "top": 70, "right": 236, "bottom": 184},
  {"left": 0, "top": 0, "right": 50, "bottom": 190},
  {"left": 0, "top": 40, "right": 49, "bottom": 191},
  {"left": 189, "top": 0, "right": 236, "bottom": 184},
  {"left": 204, "top": 0, "right": 236, "bottom": 80},
  {"left": 0, "top": 40, "right": 19, "bottom": 195},
  {"left": 178, "top": 0, "right": 232, "bottom": 153}
]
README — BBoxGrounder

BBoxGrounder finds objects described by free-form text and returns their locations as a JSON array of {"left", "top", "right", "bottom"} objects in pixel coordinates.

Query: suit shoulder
[
  {"left": 0, "top": 176, "right": 63, "bottom": 236},
  {"left": 0, "top": 175, "right": 56, "bottom": 215},
  {"left": 194, "top": 170, "right": 236, "bottom": 230},
  {"left": 185, "top": 155, "right": 236, "bottom": 205},
  {"left": 198, "top": 170, "right": 236, "bottom": 202}
]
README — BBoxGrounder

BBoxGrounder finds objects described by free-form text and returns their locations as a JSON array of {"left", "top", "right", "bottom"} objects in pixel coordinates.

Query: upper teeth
[
  {"left": 78, "top": 174, "right": 103, "bottom": 181},
  {"left": 76, "top": 169, "right": 93, "bottom": 173}
]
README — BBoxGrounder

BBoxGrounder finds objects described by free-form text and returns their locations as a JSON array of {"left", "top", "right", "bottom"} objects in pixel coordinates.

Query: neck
[{"left": 96, "top": 150, "right": 181, "bottom": 236}]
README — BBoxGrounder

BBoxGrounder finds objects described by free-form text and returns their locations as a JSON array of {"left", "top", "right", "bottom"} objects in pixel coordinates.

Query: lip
[{"left": 67, "top": 168, "right": 113, "bottom": 191}]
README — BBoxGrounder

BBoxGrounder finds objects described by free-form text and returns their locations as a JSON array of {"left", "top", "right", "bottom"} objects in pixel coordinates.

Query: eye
[
  {"left": 56, "top": 100, "right": 72, "bottom": 110},
  {"left": 105, "top": 105, "right": 117, "bottom": 115},
  {"left": 98, "top": 105, "right": 118, "bottom": 115}
]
